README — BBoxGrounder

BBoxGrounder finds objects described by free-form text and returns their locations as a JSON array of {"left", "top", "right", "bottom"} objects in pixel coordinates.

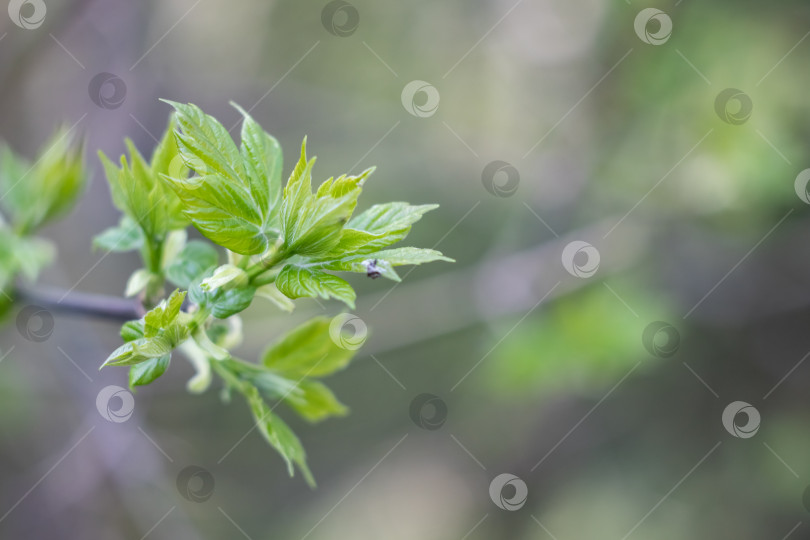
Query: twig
[{"left": 14, "top": 283, "right": 141, "bottom": 321}]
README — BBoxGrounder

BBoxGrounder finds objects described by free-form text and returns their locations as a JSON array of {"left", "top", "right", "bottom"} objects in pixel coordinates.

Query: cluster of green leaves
[
  {"left": 96, "top": 117, "right": 190, "bottom": 306},
  {"left": 97, "top": 100, "right": 452, "bottom": 483},
  {"left": 0, "top": 129, "right": 87, "bottom": 306}
]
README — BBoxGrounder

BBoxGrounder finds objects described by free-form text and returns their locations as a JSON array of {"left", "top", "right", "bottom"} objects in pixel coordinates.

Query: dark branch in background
[{"left": 15, "top": 283, "right": 141, "bottom": 321}]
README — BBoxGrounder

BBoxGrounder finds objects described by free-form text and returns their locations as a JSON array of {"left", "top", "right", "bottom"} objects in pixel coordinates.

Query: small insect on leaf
[{"left": 364, "top": 259, "right": 381, "bottom": 279}]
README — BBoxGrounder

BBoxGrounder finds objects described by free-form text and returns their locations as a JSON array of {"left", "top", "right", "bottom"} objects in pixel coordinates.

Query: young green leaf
[
  {"left": 275, "top": 265, "right": 356, "bottom": 308},
  {"left": 103, "top": 335, "right": 174, "bottom": 367},
  {"left": 322, "top": 202, "right": 439, "bottom": 256},
  {"left": 161, "top": 229, "right": 188, "bottom": 269},
  {"left": 0, "top": 233, "right": 55, "bottom": 282},
  {"left": 208, "top": 287, "right": 256, "bottom": 319},
  {"left": 283, "top": 379, "right": 348, "bottom": 423},
  {"left": 165, "top": 240, "right": 219, "bottom": 288},
  {"left": 189, "top": 272, "right": 256, "bottom": 318},
  {"left": 318, "top": 247, "right": 453, "bottom": 281},
  {"left": 150, "top": 116, "right": 189, "bottom": 198},
  {"left": 149, "top": 117, "right": 191, "bottom": 232},
  {"left": 0, "top": 129, "right": 87, "bottom": 234},
  {"left": 276, "top": 247, "right": 451, "bottom": 288},
  {"left": 163, "top": 100, "right": 245, "bottom": 186},
  {"left": 160, "top": 100, "right": 280, "bottom": 255},
  {"left": 161, "top": 171, "right": 268, "bottom": 254},
  {"left": 200, "top": 264, "right": 248, "bottom": 292},
  {"left": 358, "top": 247, "right": 454, "bottom": 266},
  {"left": 280, "top": 139, "right": 374, "bottom": 256},
  {"left": 244, "top": 384, "right": 315, "bottom": 486},
  {"left": 102, "top": 290, "right": 189, "bottom": 368},
  {"left": 191, "top": 327, "right": 229, "bottom": 361},
  {"left": 348, "top": 202, "right": 439, "bottom": 234},
  {"left": 178, "top": 340, "right": 213, "bottom": 394},
  {"left": 255, "top": 283, "right": 295, "bottom": 313},
  {"left": 144, "top": 289, "right": 186, "bottom": 334},
  {"left": 16, "top": 240, "right": 55, "bottom": 282},
  {"left": 231, "top": 102, "right": 283, "bottom": 223},
  {"left": 125, "top": 268, "right": 155, "bottom": 298},
  {"left": 98, "top": 122, "right": 188, "bottom": 244},
  {"left": 129, "top": 355, "right": 170, "bottom": 389},
  {"left": 120, "top": 320, "right": 145, "bottom": 341},
  {"left": 93, "top": 217, "right": 144, "bottom": 252},
  {"left": 280, "top": 138, "right": 314, "bottom": 238},
  {"left": 206, "top": 316, "right": 244, "bottom": 350},
  {"left": 261, "top": 316, "right": 356, "bottom": 378}
]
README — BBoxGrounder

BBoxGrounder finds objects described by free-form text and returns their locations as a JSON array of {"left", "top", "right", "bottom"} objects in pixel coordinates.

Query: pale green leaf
[
  {"left": 255, "top": 283, "right": 295, "bottom": 313},
  {"left": 161, "top": 100, "right": 277, "bottom": 255},
  {"left": 284, "top": 379, "right": 348, "bottom": 423},
  {"left": 165, "top": 240, "right": 219, "bottom": 288},
  {"left": 106, "top": 290, "right": 188, "bottom": 369},
  {"left": 275, "top": 264, "right": 356, "bottom": 308},
  {"left": 189, "top": 272, "right": 256, "bottom": 318},
  {"left": 362, "top": 247, "right": 454, "bottom": 266},
  {"left": 208, "top": 287, "right": 256, "bottom": 318},
  {"left": 192, "top": 327, "right": 229, "bottom": 361},
  {"left": 161, "top": 229, "right": 188, "bottom": 268},
  {"left": 231, "top": 102, "right": 282, "bottom": 222},
  {"left": 321, "top": 202, "right": 439, "bottom": 256},
  {"left": 129, "top": 355, "right": 170, "bottom": 389},
  {"left": 160, "top": 173, "right": 267, "bottom": 254},
  {"left": 102, "top": 335, "right": 173, "bottom": 367},
  {"left": 200, "top": 264, "right": 248, "bottom": 292},
  {"left": 164, "top": 289, "right": 186, "bottom": 323},
  {"left": 98, "top": 131, "right": 187, "bottom": 241},
  {"left": 261, "top": 316, "right": 356, "bottom": 377},
  {"left": 125, "top": 268, "right": 153, "bottom": 297},
  {"left": 320, "top": 248, "right": 454, "bottom": 277},
  {"left": 245, "top": 385, "right": 314, "bottom": 486},
  {"left": 162, "top": 100, "right": 245, "bottom": 185},
  {"left": 280, "top": 139, "right": 373, "bottom": 256},
  {"left": 120, "top": 320, "right": 144, "bottom": 342},
  {"left": 178, "top": 340, "right": 213, "bottom": 394},
  {"left": 0, "top": 129, "right": 86, "bottom": 234},
  {"left": 280, "top": 138, "right": 314, "bottom": 236},
  {"left": 93, "top": 217, "right": 144, "bottom": 253},
  {"left": 207, "top": 316, "right": 243, "bottom": 350},
  {"left": 347, "top": 202, "right": 439, "bottom": 234},
  {"left": 149, "top": 113, "right": 192, "bottom": 234},
  {"left": 9, "top": 236, "right": 54, "bottom": 281}
]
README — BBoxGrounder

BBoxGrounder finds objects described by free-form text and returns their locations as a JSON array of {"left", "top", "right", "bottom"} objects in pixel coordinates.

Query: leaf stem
[
  {"left": 248, "top": 237, "right": 287, "bottom": 278},
  {"left": 250, "top": 271, "right": 278, "bottom": 287},
  {"left": 210, "top": 357, "right": 249, "bottom": 392},
  {"left": 139, "top": 236, "right": 166, "bottom": 308},
  {"left": 143, "top": 236, "right": 163, "bottom": 274}
]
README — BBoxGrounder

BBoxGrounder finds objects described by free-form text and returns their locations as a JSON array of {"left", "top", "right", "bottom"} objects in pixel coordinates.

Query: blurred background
[{"left": 2, "top": 0, "right": 810, "bottom": 538}]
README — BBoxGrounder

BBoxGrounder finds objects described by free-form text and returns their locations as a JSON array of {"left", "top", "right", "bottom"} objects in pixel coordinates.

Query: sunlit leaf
[
  {"left": 275, "top": 264, "right": 356, "bottom": 308},
  {"left": 261, "top": 316, "right": 356, "bottom": 377}
]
